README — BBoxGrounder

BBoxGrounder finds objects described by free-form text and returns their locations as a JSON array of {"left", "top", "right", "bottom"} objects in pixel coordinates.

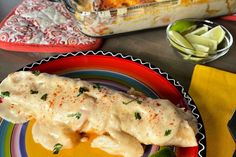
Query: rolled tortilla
[{"left": 0, "top": 71, "right": 198, "bottom": 157}]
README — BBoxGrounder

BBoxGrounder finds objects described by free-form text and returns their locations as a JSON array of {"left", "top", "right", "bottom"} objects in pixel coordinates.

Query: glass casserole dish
[{"left": 58, "top": 0, "right": 236, "bottom": 37}]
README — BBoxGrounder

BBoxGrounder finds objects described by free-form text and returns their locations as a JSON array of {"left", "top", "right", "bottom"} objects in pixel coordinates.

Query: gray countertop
[{"left": 0, "top": 0, "right": 236, "bottom": 90}]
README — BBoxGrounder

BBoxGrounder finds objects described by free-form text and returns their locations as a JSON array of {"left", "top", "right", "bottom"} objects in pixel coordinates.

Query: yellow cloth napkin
[{"left": 189, "top": 65, "right": 236, "bottom": 157}]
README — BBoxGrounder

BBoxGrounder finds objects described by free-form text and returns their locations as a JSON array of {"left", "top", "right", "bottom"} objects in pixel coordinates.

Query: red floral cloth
[{"left": 0, "top": 0, "right": 102, "bottom": 53}]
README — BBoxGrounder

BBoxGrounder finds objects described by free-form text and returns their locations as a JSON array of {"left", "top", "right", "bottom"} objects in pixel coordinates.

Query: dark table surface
[{"left": 0, "top": 0, "right": 236, "bottom": 91}]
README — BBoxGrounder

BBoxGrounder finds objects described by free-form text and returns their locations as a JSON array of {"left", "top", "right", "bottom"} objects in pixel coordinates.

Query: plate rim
[{"left": 15, "top": 50, "right": 206, "bottom": 157}]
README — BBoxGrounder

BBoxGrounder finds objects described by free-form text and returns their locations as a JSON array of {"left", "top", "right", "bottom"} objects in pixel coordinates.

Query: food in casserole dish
[
  {"left": 0, "top": 71, "right": 198, "bottom": 157},
  {"left": 94, "top": 0, "right": 159, "bottom": 10},
  {"left": 60, "top": 0, "right": 236, "bottom": 36}
]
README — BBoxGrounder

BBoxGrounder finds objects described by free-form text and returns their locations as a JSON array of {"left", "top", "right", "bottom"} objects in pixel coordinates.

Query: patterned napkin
[
  {"left": 0, "top": 0, "right": 102, "bottom": 53},
  {"left": 189, "top": 65, "right": 236, "bottom": 157}
]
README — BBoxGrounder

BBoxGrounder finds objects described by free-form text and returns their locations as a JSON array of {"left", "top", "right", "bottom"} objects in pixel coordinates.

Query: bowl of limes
[{"left": 166, "top": 18, "right": 233, "bottom": 63}]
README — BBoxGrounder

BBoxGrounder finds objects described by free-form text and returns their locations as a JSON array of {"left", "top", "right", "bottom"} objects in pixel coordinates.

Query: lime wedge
[
  {"left": 169, "top": 40, "right": 208, "bottom": 57},
  {"left": 188, "top": 25, "right": 209, "bottom": 35},
  {"left": 149, "top": 147, "right": 176, "bottom": 157},
  {"left": 192, "top": 43, "right": 210, "bottom": 53},
  {"left": 201, "top": 26, "right": 225, "bottom": 44},
  {"left": 182, "top": 54, "right": 205, "bottom": 62},
  {"left": 194, "top": 51, "right": 209, "bottom": 57},
  {"left": 168, "top": 30, "right": 194, "bottom": 49},
  {"left": 170, "top": 20, "right": 197, "bottom": 33},
  {"left": 179, "top": 52, "right": 207, "bottom": 62},
  {"left": 185, "top": 34, "right": 217, "bottom": 51}
]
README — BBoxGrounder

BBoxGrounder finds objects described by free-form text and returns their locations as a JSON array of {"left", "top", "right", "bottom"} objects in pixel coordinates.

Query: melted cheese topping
[
  {"left": 0, "top": 71, "right": 198, "bottom": 157},
  {"left": 181, "top": 0, "right": 209, "bottom": 6},
  {"left": 99, "top": 0, "right": 155, "bottom": 10},
  {"left": 99, "top": 0, "right": 210, "bottom": 10},
  {"left": 80, "top": 0, "right": 212, "bottom": 12}
]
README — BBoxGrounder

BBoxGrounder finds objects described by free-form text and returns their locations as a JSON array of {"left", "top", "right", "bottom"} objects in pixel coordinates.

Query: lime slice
[
  {"left": 193, "top": 51, "right": 209, "bottom": 57},
  {"left": 182, "top": 54, "right": 205, "bottom": 62},
  {"left": 168, "top": 30, "right": 194, "bottom": 49},
  {"left": 179, "top": 52, "right": 206, "bottom": 62},
  {"left": 169, "top": 40, "right": 208, "bottom": 57},
  {"left": 170, "top": 20, "right": 197, "bottom": 33},
  {"left": 149, "top": 147, "right": 176, "bottom": 157},
  {"left": 188, "top": 25, "right": 209, "bottom": 35},
  {"left": 192, "top": 43, "right": 210, "bottom": 53},
  {"left": 201, "top": 26, "right": 225, "bottom": 44},
  {"left": 185, "top": 34, "right": 217, "bottom": 51}
]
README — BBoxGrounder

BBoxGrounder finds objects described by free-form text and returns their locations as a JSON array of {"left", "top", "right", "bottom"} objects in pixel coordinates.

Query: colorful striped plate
[{"left": 0, "top": 51, "right": 206, "bottom": 157}]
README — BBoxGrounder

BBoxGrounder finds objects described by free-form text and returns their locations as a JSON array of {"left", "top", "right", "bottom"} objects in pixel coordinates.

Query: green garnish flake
[
  {"left": 123, "top": 97, "right": 142, "bottom": 105},
  {"left": 164, "top": 129, "right": 172, "bottom": 136},
  {"left": 68, "top": 112, "right": 81, "bottom": 119},
  {"left": 32, "top": 70, "right": 40, "bottom": 76},
  {"left": 137, "top": 100, "right": 142, "bottom": 104},
  {"left": 93, "top": 83, "right": 101, "bottom": 89},
  {"left": 1, "top": 91, "right": 10, "bottom": 97},
  {"left": 30, "top": 90, "right": 38, "bottom": 94},
  {"left": 134, "top": 112, "right": 142, "bottom": 120},
  {"left": 123, "top": 99, "right": 133, "bottom": 105},
  {"left": 53, "top": 143, "right": 63, "bottom": 154},
  {"left": 41, "top": 93, "right": 48, "bottom": 101},
  {"left": 77, "top": 87, "right": 89, "bottom": 97}
]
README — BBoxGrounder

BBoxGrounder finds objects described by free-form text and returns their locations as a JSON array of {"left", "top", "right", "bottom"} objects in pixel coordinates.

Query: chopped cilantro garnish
[
  {"left": 164, "top": 129, "right": 172, "bottom": 136},
  {"left": 123, "top": 99, "right": 132, "bottom": 105},
  {"left": 93, "top": 83, "right": 101, "bottom": 89},
  {"left": 77, "top": 87, "right": 89, "bottom": 97},
  {"left": 32, "top": 70, "right": 40, "bottom": 76},
  {"left": 134, "top": 112, "right": 142, "bottom": 120},
  {"left": 123, "top": 97, "right": 142, "bottom": 105},
  {"left": 41, "top": 93, "right": 48, "bottom": 101},
  {"left": 1, "top": 91, "right": 10, "bottom": 97},
  {"left": 137, "top": 100, "right": 142, "bottom": 104},
  {"left": 68, "top": 112, "right": 81, "bottom": 119},
  {"left": 53, "top": 143, "right": 63, "bottom": 154},
  {"left": 30, "top": 90, "right": 38, "bottom": 94}
]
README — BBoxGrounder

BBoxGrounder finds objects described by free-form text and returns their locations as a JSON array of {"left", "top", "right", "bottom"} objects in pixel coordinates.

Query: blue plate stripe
[{"left": 19, "top": 123, "right": 28, "bottom": 157}]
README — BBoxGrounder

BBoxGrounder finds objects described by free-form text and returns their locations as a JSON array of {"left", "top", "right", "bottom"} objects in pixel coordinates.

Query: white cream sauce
[{"left": 0, "top": 71, "right": 197, "bottom": 157}]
